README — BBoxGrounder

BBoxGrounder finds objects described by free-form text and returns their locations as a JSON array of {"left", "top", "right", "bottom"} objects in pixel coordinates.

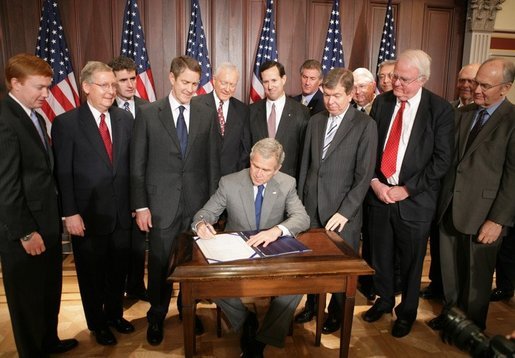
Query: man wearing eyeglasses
[
  {"left": 193, "top": 63, "right": 251, "bottom": 176},
  {"left": 52, "top": 61, "right": 135, "bottom": 346},
  {"left": 362, "top": 49, "right": 454, "bottom": 338},
  {"left": 451, "top": 63, "right": 481, "bottom": 108},
  {"left": 429, "top": 58, "right": 515, "bottom": 332}
]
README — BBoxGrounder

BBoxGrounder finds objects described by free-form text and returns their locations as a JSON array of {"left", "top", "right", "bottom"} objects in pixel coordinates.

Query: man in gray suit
[
  {"left": 131, "top": 55, "right": 220, "bottom": 345},
  {"left": 296, "top": 67, "right": 377, "bottom": 331},
  {"left": 429, "top": 58, "right": 515, "bottom": 331},
  {"left": 250, "top": 61, "right": 310, "bottom": 179},
  {"left": 193, "top": 138, "right": 310, "bottom": 357}
]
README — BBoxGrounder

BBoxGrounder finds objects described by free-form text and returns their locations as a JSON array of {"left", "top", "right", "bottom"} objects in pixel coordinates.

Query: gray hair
[
  {"left": 250, "top": 138, "right": 285, "bottom": 166},
  {"left": 214, "top": 62, "right": 239, "bottom": 77},
  {"left": 397, "top": 49, "right": 431, "bottom": 80},
  {"left": 80, "top": 61, "right": 112, "bottom": 83},
  {"left": 353, "top": 67, "right": 375, "bottom": 83},
  {"left": 377, "top": 59, "right": 397, "bottom": 73}
]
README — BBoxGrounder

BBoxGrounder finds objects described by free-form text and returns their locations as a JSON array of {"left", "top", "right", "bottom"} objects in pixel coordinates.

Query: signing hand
[
  {"left": 65, "top": 214, "right": 86, "bottom": 237},
  {"left": 477, "top": 220, "right": 502, "bottom": 244},
  {"left": 325, "top": 213, "right": 348, "bottom": 232},
  {"left": 247, "top": 226, "right": 282, "bottom": 247},
  {"left": 20, "top": 232, "right": 46, "bottom": 256},
  {"left": 196, "top": 221, "right": 217, "bottom": 240},
  {"left": 135, "top": 209, "right": 152, "bottom": 232}
]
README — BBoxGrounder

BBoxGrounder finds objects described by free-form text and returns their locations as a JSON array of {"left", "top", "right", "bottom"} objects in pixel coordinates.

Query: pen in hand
[{"left": 200, "top": 218, "right": 217, "bottom": 239}]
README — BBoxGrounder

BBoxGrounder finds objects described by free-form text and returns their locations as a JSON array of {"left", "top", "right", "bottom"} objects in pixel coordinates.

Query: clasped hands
[
  {"left": 371, "top": 180, "right": 409, "bottom": 204},
  {"left": 196, "top": 221, "right": 282, "bottom": 248}
]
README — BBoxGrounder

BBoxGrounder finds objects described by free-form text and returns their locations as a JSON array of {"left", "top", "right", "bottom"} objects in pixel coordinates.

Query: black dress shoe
[
  {"left": 107, "top": 317, "right": 135, "bottom": 333},
  {"left": 427, "top": 314, "right": 446, "bottom": 330},
  {"left": 240, "top": 312, "right": 258, "bottom": 352},
  {"left": 362, "top": 303, "right": 391, "bottom": 323},
  {"left": 490, "top": 288, "right": 514, "bottom": 302},
  {"left": 125, "top": 290, "right": 149, "bottom": 302},
  {"left": 147, "top": 322, "right": 163, "bottom": 346},
  {"left": 242, "top": 337, "right": 265, "bottom": 358},
  {"left": 358, "top": 285, "right": 376, "bottom": 301},
  {"left": 44, "top": 338, "right": 79, "bottom": 354},
  {"left": 322, "top": 315, "right": 341, "bottom": 334},
  {"left": 92, "top": 328, "right": 117, "bottom": 346},
  {"left": 391, "top": 319, "right": 413, "bottom": 338},
  {"left": 195, "top": 315, "right": 205, "bottom": 336},
  {"left": 420, "top": 285, "right": 443, "bottom": 300},
  {"left": 294, "top": 304, "right": 315, "bottom": 323}
]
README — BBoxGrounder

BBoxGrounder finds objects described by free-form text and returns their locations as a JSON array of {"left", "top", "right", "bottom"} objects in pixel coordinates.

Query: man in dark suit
[
  {"left": 0, "top": 54, "right": 78, "bottom": 357},
  {"left": 131, "top": 55, "right": 220, "bottom": 345},
  {"left": 293, "top": 59, "right": 325, "bottom": 116},
  {"left": 429, "top": 58, "right": 515, "bottom": 331},
  {"left": 363, "top": 49, "right": 454, "bottom": 338},
  {"left": 377, "top": 60, "right": 396, "bottom": 93},
  {"left": 352, "top": 67, "right": 376, "bottom": 114},
  {"left": 296, "top": 67, "right": 378, "bottom": 331},
  {"left": 421, "top": 62, "right": 481, "bottom": 301},
  {"left": 250, "top": 61, "right": 310, "bottom": 179},
  {"left": 108, "top": 55, "right": 149, "bottom": 301},
  {"left": 52, "top": 61, "right": 135, "bottom": 346},
  {"left": 193, "top": 138, "right": 310, "bottom": 357},
  {"left": 193, "top": 62, "right": 251, "bottom": 176}
]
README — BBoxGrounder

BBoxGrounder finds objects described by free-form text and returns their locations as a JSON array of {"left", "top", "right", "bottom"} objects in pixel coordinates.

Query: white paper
[{"left": 194, "top": 233, "right": 257, "bottom": 263}]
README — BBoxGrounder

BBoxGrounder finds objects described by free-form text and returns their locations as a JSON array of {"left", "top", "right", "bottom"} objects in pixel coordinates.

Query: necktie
[
  {"left": 267, "top": 103, "right": 276, "bottom": 138},
  {"left": 255, "top": 184, "right": 265, "bottom": 230},
  {"left": 302, "top": 98, "right": 309, "bottom": 106},
  {"left": 123, "top": 101, "right": 131, "bottom": 112},
  {"left": 360, "top": 107, "right": 366, "bottom": 113},
  {"left": 322, "top": 116, "right": 338, "bottom": 160},
  {"left": 30, "top": 110, "right": 47, "bottom": 149},
  {"left": 176, "top": 105, "right": 188, "bottom": 157},
  {"left": 381, "top": 101, "right": 406, "bottom": 178},
  {"left": 465, "top": 109, "right": 488, "bottom": 151},
  {"left": 217, "top": 100, "right": 225, "bottom": 136},
  {"left": 98, "top": 113, "right": 113, "bottom": 163}
]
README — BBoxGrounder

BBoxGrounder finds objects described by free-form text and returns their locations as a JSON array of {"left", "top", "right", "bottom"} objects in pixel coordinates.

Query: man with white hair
[
  {"left": 352, "top": 67, "right": 376, "bottom": 114},
  {"left": 451, "top": 63, "right": 481, "bottom": 108},
  {"left": 363, "top": 49, "right": 454, "bottom": 337}
]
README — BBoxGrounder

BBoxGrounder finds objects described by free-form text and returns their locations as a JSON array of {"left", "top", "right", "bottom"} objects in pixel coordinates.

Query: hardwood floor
[{"left": 0, "top": 249, "right": 513, "bottom": 357}]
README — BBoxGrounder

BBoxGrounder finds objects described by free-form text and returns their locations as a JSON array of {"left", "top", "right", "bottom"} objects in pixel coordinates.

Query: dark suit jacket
[
  {"left": 293, "top": 89, "right": 325, "bottom": 116},
  {"left": 193, "top": 93, "right": 251, "bottom": 176},
  {"left": 249, "top": 97, "right": 310, "bottom": 178},
  {"left": 193, "top": 169, "right": 310, "bottom": 235},
  {"left": 0, "top": 95, "right": 60, "bottom": 252},
  {"left": 52, "top": 104, "right": 133, "bottom": 235},
  {"left": 113, "top": 96, "right": 148, "bottom": 117},
  {"left": 298, "top": 108, "right": 377, "bottom": 238},
  {"left": 437, "top": 100, "right": 515, "bottom": 233},
  {"left": 131, "top": 96, "right": 221, "bottom": 229},
  {"left": 367, "top": 88, "right": 455, "bottom": 221}
]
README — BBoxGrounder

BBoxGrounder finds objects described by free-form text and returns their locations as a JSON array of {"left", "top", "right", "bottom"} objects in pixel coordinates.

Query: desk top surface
[{"left": 169, "top": 229, "right": 373, "bottom": 282}]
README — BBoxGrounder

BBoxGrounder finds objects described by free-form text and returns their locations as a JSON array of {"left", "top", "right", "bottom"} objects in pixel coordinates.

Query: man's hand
[
  {"left": 325, "top": 213, "right": 348, "bottom": 232},
  {"left": 387, "top": 185, "right": 410, "bottom": 202},
  {"left": 247, "top": 226, "right": 282, "bottom": 247},
  {"left": 477, "top": 219, "right": 502, "bottom": 244},
  {"left": 65, "top": 214, "right": 86, "bottom": 237},
  {"left": 135, "top": 209, "right": 152, "bottom": 232},
  {"left": 20, "top": 232, "right": 46, "bottom": 256},
  {"left": 196, "top": 221, "right": 217, "bottom": 240},
  {"left": 371, "top": 180, "right": 395, "bottom": 204}
]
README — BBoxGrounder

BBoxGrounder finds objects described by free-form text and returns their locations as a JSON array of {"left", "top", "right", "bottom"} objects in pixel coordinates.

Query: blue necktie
[
  {"left": 176, "top": 105, "right": 188, "bottom": 157},
  {"left": 30, "top": 110, "right": 47, "bottom": 150},
  {"left": 255, "top": 184, "right": 265, "bottom": 231}
]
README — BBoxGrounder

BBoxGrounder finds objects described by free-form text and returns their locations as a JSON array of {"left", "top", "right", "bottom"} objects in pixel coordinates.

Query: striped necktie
[{"left": 322, "top": 116, "right": 338, "bottom": 160}]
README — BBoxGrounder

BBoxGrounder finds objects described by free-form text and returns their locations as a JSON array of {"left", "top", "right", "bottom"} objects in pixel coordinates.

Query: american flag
[
  {"left": 376, "top": 0, "right": 396, "bottom": 74},
  {"left": 249, "top": 0, "right": 278, "bottom": 103},
  {"left": 321, "top": 0, "right": 345, "bottom": 74},
  {"left": 186, "top": 0, "right": 213, "bottom": 94},
  {"left": 35, "top": 0, "right": 80, "bottom": 129},
  {"left": 120, "top": 0, "right": 156, "bottom": 102}
]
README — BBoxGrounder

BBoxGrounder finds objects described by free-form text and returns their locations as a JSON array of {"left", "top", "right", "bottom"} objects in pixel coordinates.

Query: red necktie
[
  {"left": 381, "top": 101, "right": 406, "bottom": 178},
  {"left": 98, "top": 113, "right": 113, "bottom": 163},
  {"left": 217, "top": 100, "right": 225, "bottom": 136}
]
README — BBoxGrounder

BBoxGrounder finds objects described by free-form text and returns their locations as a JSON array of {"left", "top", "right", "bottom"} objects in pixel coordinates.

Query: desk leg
[
  {"left": 181, "top": 283, "right": 195, "bottom": 357},
  {"left": 340, "top": 276, "right": 357, "bottom": 358},
  {"left": 315, "top": 293, "right": 326, "bottom": 346}
]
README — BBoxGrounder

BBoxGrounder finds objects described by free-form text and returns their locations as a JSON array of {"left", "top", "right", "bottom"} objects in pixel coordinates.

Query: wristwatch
[{"left": 21, "top": 232, "right": 34, "bottom": 241}]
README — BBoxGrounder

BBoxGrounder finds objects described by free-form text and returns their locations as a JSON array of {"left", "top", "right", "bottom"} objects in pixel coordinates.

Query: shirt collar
[
  {"left": 168, "top": 92, "right": 190, "bottom": 112},
  {"left": 8, "top": 92, "right": 32, "bottom": 117}
]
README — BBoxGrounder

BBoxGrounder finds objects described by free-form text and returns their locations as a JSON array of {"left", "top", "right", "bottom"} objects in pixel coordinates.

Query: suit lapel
[
  {"left": 276, "top": 98, "right": 293, "bottom": 140},
  {"left": 255, "top": 101, "right": 269, "bottom": 138},
  {"left": 157, "top": 99, "right": 182, "bottom": 154},
  {"left": 109, "top": 108, "right": 122, "bottom": 175},
  {"left": 458, "top": 106, "right": 476, "bottom": 160},
  {"left": 79, "top": 105, "right": 112, "bottom": 169},
  {"left": 239, "top": 173, "right": 257, "bottom": 229},
  {"left": 401, "top": 90, "right": 430, "bottom": 172},
  {"left": 376, "top": 94, "right": 397, "bottom": 152},
  {"left": 260, "top": 178, "right": 279, "bottom": 228},
  {"left": 323, "top": 108, "right": 355, "bottom": 160},
  {"left": 186, "top": 102, "right": 203, "bottom": 159}
]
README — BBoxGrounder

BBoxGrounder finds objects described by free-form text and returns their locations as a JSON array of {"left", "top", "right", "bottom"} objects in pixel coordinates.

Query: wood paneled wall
[{"left": 0, "top": 0, "right": 466, "bottom": 102}]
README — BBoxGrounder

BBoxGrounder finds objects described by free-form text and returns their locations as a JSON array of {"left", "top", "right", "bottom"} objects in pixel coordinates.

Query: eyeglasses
[
  {"left": 470, "top": 80, "right": 508, "bottom": 91},
  {"left": 388, "top": 73, "right": 421, "bottom": 86},
  {"left": 91, "top": 82, "right": 117, "bottom": 92}
]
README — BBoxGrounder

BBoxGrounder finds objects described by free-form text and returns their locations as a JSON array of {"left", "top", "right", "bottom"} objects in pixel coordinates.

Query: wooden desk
[{"left": 168, "top": 228, "right": 373, "bottom": 357}]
